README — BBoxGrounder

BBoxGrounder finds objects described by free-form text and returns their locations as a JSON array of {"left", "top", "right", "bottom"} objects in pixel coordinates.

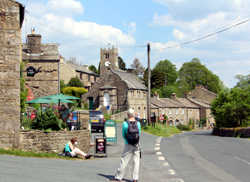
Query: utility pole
[{"left": 147, "top": 43, "right": 151, "bottom": 126}]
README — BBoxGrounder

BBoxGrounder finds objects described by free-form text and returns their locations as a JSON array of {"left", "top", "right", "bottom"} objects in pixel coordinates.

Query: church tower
[{"left": 100, "top": 46, "right": 119, "bottom": 76}]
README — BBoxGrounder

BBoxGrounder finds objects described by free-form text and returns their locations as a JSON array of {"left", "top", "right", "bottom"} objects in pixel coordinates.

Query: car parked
[{"left": 89, "top": 110, "right": 105, "bottom": 132}]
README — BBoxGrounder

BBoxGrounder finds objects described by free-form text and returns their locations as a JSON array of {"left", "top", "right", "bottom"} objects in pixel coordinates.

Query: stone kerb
[{"left": 19, "top": 130, "right": 90, "bottom": 153}]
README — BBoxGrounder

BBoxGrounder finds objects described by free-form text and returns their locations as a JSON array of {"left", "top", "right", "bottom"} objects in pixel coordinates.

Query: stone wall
[
  {"left": 60, "top": 60, "right": 76, "bottom": 84},
  {"left": 0, "top": 130, "right": 20, "bottom": 149},
  {"left": 110, "top": 110, "right": 128, "bottom": 122},
  {"left": 19, "top": 130, "right": 90, "bottom": 153},
  {"left": 212, "top": 127, "right": 250, "bottom": 138},
  {"left": 24, "top": 61, "right": 59, "bottom": 98},
  {"left": 0, "top": 0, "right": 23, "bottom": 132}
]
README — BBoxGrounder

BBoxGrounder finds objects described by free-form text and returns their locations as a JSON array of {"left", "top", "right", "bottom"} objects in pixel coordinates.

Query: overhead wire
[{"left": 152, "top": 18, "right": 250, "bottom": 51}]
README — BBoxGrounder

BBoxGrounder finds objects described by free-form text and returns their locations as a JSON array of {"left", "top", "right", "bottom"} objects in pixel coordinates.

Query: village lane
[{"left": 160, "top": 130, "right": 250, "bottom": 182}]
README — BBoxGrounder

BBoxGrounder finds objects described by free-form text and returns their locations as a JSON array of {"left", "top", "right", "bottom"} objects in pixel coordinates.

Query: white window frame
[
  {"left": 190, "top": 110, "right": 192, "bottom": 117},
  {"left": 175, "top": 108, "right": 178, "bottom": 114},
  {"left": 169, "top": 108, "right": 171, "bottom": 114},
  {"left": 182, "top": 108, "right": 185, "bottom": 114},
  {"left": 162, "top": 108, "right": 164, "bottom": 114},
  {"left": 197, "top": 110, "right": 199, "bottom": 116}
]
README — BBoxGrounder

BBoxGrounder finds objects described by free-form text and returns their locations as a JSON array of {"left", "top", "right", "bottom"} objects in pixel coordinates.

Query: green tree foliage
[
  {"left": 68, "top": 77, "right": 84, "bottom": 87},
  {"left": 118, "top": 56, "right": 126, "bottom": 70},
  {"left": 20, "top": 61, "right": 28, "bottom": 114},
  {"left": 142, "top": 68, "right": 149, "bottom": 87},
  {"left": 31, "top": 107, "right": 66, "bottom": 131},
  {"left": 234, "top": 74, "right": 250, "bottom": 89},
  {"left": 178, "top": 58, "right": 222, "bottom": 93},
  {"left": 63, "top": 87, "right": 88, "bottom": 108},
  {"left": 154, "top": 59, "right": 178, "bottom": 85},
  {"left": 151, "top": 69, "right": 165, "bottom": 89},
  {"left": 130, "top": 58, "right": 145, "bottom": 77},
  {"left": 151, "top": 85, "right": 179, "bottom": 98},
  {"left": 60, "top": 80, "right": 68, "bottom": 93},
  {"left": 211, "top": 87, "right": 250, "bottom": 128},
  {"left": 88, "top": 65, "right": 98, "bottom": 74}
]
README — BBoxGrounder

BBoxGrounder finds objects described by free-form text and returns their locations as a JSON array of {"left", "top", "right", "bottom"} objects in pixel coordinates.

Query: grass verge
[
  {"left": 0, "top": 148, "right": 83, "bottom": 160},
  {"left": 141, "top": 123, "right": 182, "bottom": 137}
]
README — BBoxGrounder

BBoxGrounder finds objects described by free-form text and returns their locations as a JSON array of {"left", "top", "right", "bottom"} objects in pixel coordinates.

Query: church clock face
[{"left": 105, "top": 61, "right": 110, "bottom": 66}]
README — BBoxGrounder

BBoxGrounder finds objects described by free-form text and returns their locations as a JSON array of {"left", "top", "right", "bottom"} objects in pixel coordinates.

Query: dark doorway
[{"left": 89, "top": 97, "right": 93, "bottom": 110}]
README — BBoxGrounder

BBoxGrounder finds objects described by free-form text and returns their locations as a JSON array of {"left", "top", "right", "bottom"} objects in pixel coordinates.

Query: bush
[
  {"left": 115, "top": 109, "right": 121, "bottom": 114},
  {"left": 68, "top": 77, "right": 84, "bottom": 87},
  {"left": 63, "top": 87, "right": 87, "bottom": 108},
  {"left": 21, "top": 116, "right": 33, "bottom": 129},
  {"left": 176, "top": 124, "right": 192, "bottom": 131},
  {"left": 31, "top": 107, "right": 66, "bottom": 131}
]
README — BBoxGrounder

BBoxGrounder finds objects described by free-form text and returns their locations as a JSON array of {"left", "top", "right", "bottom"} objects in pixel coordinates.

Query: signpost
[
  {"left": 104, "top": 120, "right": 117, "bottom": 146},
  {"left": 107, "top": 105, "right": 110, "bottom": 115},
  {"left": 159, "top": 114, "right": 165, "bottom": 123}
]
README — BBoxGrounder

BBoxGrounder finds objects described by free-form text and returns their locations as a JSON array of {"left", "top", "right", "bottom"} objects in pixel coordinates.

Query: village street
[{"left": 0, "top": 124, "right": 250, "bottom": 182}]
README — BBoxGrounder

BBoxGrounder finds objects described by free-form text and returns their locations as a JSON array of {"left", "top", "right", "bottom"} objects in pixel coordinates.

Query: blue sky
[{"left": 20, "top": 0, "right": 250, "bottom": 88}]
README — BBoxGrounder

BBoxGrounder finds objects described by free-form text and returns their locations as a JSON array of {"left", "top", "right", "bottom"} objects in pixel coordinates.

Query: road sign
[
  {"left": 159, "top": 114, "right": 165, "bottom": 120},
  {"left": 104, "top": 120, "right": 117, "bottom": 146}
]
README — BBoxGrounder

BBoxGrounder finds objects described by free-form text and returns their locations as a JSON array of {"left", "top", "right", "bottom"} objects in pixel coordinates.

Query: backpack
[{"left": 126, "top": 121, "right": 140, "bottom": 146}]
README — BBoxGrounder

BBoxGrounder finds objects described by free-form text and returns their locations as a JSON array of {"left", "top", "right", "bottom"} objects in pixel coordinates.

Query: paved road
[
  {"left": 0, "top": 123, "right": 178, "bottom": 182},
  {"left": 160, "top": 130, "right": 250, "bottom": 182}
]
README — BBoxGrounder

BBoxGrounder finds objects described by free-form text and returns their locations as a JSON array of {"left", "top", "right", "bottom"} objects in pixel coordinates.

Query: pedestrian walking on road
[{"left": 110, "top": 108, "right": 141, "bottom": 182}]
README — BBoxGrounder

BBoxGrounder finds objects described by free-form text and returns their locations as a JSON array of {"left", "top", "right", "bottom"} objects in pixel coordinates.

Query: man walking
[
  {"left": 110, "top": 108, "right": 141, "bottom": 182},
  {"left": 59, "top": 104, "right": 71, "bottom": 128}
]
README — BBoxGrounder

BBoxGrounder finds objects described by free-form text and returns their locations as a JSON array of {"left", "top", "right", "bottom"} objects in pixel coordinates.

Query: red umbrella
[{"left": 25, "top": 85, "right": 34, "bottom": 101}]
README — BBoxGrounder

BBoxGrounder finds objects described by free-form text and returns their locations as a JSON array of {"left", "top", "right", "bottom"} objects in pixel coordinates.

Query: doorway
[
  {"left": 104, "top": 93, "right": 110, "bottom": 106},
  {"left": 89, "top": 97, "right": 93, "bottom": 110}
]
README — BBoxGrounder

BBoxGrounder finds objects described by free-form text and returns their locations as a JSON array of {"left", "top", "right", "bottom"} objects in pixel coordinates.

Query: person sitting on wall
[
  {"left": 61, "top": 137, "right": 92, "bottom": 159},
  {"left": 59, "top": 104, "right": 71, "bottom": 128}
]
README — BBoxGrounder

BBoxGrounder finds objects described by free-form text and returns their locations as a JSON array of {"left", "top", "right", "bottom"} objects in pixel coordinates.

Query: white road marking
[
  {"left": 156, "top": 152, "right": 162, "bottom": 155},
  {"left": 155, "top": 147, "right": 160, "bottom": 150},
  {"left": 162, "top": 162, "right": 169, "bottom": 167},
  {"left": 155, "top": 143, "right": 160, "bottom": 146},
  {"left": 169, "top": 169, "right": 176, "bottom": 175},
  {"left": 158, "top": 156, "right": 165, "bottom": 160},
  {"left": 235, "top": 157, "right": 250, "bottom": 165}
]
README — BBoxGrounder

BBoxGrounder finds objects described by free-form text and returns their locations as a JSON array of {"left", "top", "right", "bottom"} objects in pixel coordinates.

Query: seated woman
[{"left": 65, "top": 137, "right": 92, "bottom": 159}]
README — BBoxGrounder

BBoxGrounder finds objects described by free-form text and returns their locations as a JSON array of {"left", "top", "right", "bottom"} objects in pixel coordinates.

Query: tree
[
  {"left": 234, "top": 74, "right": 250, "bottom": 89},
  {"left": 68, "top": 77, "right": 84, "bottom": 87},
  {"left": 151, "top": 69, "right": 165, "bottom": 89},
  {"left": 142, "top": 68, "right": 149, "bottom": 87},
  {"left": 178, "top": 58, "right": 222, "bottom": 94},
  {"left": 130, "top": 58, "right": 145, "bottom": 77},
  {"left": 66, "top": 55, "right": 82, "bottom": 66},
  {"left": 88, "top": 65, "right": 98, "bottom": 74},
  {"left": 60, "top": 80, "right": 68, "bottom": 93},
  {"left": 211, "top": 87, "right": 250, "bottom": 128},
  {"left": 153, "top": 59, "right": 178, "bottom": 85},
  {"left": 118, "top": 56, "right": 126, "bottom": 70}
]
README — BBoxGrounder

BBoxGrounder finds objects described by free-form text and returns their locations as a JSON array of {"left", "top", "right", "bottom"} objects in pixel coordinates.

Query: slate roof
[
  {"left": 112, "top": 70, "right": 147, "bottom": 90},
  {"left": 22, "top": 43, "right": 60, "bottom": 61},
  {"left": 188, "top": 98, "right": 212, "bottom": 108},
  {"left": 66, "top": 63, "right": 99, "bottom": 77},
  {"left": 151, "top": 98, "right": 185, "bottom": 108},
  {"left": 176, "top": 98, "right": 200, "bottom": 109}
]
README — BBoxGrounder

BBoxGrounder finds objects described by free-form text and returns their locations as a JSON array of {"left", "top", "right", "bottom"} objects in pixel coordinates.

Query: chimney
[
  {"left": 27, "top": 28, "right": 42, "bottom": 54},
  {"left": 195, "top": 84, "right": 204, "bottom": 89},
  {"left": 183, "top": 92, "right": 191, "bottom": 99},
  {"left": 153, "top": 91, "right": 159, "bottom": 99},
  {"left": 171, "top": 93, "right": 177, "bottom": 100},
  {"left": 60, "top": 56, "right": 65, "bottom": 63},
  {"left": 83, "top": 64, "right": 88, "bottom": 69},
  {"left": 204, "top": 85, "right": 208, "bottom": 90}
]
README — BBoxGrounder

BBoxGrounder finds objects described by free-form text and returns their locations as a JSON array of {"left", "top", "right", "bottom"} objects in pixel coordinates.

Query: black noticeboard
[
  {"left": 94, "top": 136, "right": 107, "bottom": 157},
  {"left": 27, "top": 66, "right": 36, "bottom": 77}
]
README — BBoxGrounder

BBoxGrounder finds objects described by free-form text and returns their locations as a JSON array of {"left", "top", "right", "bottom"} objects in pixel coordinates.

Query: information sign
[{"left": 104, "top": 120, "right": 117, "bottom": 145}]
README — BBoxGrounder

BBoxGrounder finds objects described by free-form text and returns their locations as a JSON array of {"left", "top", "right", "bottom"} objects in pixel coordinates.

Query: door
[
  {"left": 89, "top": 97, "right": 93, "bottom": 110},
  {"left": 104, "top": 93, "right": 110, "bottom": 106}
]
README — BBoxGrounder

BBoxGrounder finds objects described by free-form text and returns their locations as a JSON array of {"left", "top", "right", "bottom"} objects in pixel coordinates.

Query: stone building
[
  {"left": 22, "top": 30, "right": 60, "bottom": 98},
  {"left": 59, "top": 57, "right": 99, "bottom": 91},
  {"left": 151, "top": 93, "right": 200, "bottom": 126},
  {"left": 191, "top": 84, "right": 218, "bottom": 103},
  {"left": 82, "top": 46, "right": 148, "bottom": 115},
  {"left": 0, "top": 0, "right": 24, "bottom": 148}
]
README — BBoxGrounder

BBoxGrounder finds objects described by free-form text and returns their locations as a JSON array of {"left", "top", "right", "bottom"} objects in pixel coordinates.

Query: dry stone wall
[
  {"left": 212, "top": 127, "right": 250, "bottom": 138},
  {"left": 19, "top": 130, "right": 90, "bottom": 153}
]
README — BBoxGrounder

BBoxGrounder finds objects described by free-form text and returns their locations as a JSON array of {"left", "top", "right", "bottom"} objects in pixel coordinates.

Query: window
[
  {"left": 94, "top": 77, "right": 96, "bottom": 82},
  {"left": 181, "top": 120, "right": 183, "bottom": 124},
  {"left": 197, "top": 110, "right": 199, "bottom": 116},
  {"left": 144, "top": 107, "right": 146, "bottom": 118},
  {"left": 182, "top": 108, "right": 184, "bottom": 114},
  {"left": 80, "top": 73, "right": 82, "bottom": 79},
  {"left": 190, "top": 110, "right": 192, "bottom": 116},
  {"left": 88, "top": 75, "right": 90, "bottom": 81},
  {"left": 138, "top": 107, "right": 140, "bottom": 115},
  {"left": 175, "top": 108, "right": 178, "bottom": 114},
  {"left": 162, "top": 108, "right": 164, "bottom": 114},
  {"left": 169, "top": 109, "right": 171, "bottom": 114},
  {"left": 132, "top": 91, "right": 134, "bottom": 98},
  {"left": 137, "top": 91, "right": 140, "bottom": 98},
  {"left": 106, "top": 53, "right": 109, "bottom": 59}
]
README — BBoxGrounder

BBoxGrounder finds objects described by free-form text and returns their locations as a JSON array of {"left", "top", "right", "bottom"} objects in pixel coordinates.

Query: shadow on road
[{"left": 97, "top": 173, "right": 131, "bottom": 182}]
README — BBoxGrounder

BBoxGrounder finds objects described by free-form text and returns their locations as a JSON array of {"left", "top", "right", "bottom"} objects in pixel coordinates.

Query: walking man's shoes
[{"left": 109, "top": 177, "right": 121, "bottom": 182}]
